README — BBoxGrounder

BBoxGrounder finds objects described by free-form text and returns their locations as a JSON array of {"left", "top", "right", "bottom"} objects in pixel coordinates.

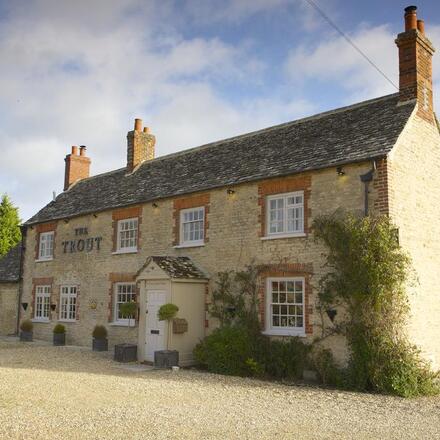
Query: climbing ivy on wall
[{"left": 313, "top": 211, "right": 439, "bottom": 397}]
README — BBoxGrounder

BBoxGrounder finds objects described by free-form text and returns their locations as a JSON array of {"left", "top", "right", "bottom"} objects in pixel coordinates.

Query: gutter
[
  {"left": 15, "top": 226, "right": 27, "bottom": 335},
  {"left": 359, "top": 161, "right": 377, "bottom": 216}
]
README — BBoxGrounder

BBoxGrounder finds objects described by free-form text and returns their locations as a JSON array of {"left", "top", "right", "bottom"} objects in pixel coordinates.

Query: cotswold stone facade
[{"left": 13, "top": 6, "right": 440, "bottom": 367}]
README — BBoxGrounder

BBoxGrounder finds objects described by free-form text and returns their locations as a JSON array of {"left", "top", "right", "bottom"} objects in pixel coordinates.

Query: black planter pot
[
  {"left": 53, "top": 333, "right": 66, "bottom": 346},
  {"left": 154, "top": 350, "right": 179, "bottom": 369},
  {"left": 114, "top": 343, "right": 137, "bottom": 362},
  {"left": 20, "top": 331, "right": 33, "bottom": 342},
  {"left": 93, "top": 338, "right": 108, "bottom": 352}
]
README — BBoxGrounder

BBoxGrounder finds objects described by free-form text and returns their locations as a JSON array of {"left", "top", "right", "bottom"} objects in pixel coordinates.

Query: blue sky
[{"left": 0, "top": 0, "right": 439, "bottom": 221}]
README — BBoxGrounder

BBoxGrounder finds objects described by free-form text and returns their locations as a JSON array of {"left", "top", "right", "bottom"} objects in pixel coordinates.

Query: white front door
[{"left": 145, "top": 291, "right": 167, "bottom": 362}]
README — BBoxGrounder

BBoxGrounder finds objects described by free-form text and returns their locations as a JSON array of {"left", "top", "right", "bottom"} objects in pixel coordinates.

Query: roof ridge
[{"left": 135, "top": 93, "right": 402, "bottom": 168}]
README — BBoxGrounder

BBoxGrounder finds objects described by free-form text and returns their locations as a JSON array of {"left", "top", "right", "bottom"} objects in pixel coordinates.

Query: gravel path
[{"left": 1, "top": 339, "right": 440, "bottom": 440}]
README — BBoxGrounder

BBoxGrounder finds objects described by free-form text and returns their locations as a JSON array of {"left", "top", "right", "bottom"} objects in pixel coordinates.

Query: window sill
[
  {"left": 58, "top": 319, "right": 77, "bottom": 323},
  {"left": 261, "top": 233, "right": 306, "bottom": 241},
  {"left": 31, "top": 319, "right": 50, "bottom": 323},
  {"left": 112, "top": 249, "right": 138, "bottom": 255},
  {"left": 35, "top": 258, "right": 54, "bottom": 263},
  {"left": 109, "top": 322, "right": 136, "bottom": 327},
  {"left": 174, "top": 243, "right": 205, "bottom": 249},
  {"left": 262, "top": 329, "right": 306, "bottom": 337}
]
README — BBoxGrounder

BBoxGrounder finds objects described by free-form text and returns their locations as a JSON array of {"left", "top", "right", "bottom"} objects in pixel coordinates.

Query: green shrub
[
  {"left": 92, "top": 325, "right": 108, "bottom": 339},
  {"left": 53, "top": 324, "right": 66, "bottom": 334},
  {"left": 158, "top": 303, "right": 179, "bottom": 321},
  {"left": 194, "top": 325, "right": 263, "bottom": 377},
  {"left": 20, "top": 320, "right": 33, "bottom": 332},
  {"left": 263, "top": 338, "right": 310, "bottom": 381},
  {"left": 310, "top": 347, "right": 345, "bottom": 387},
  {"left": 119, "top": 301, "right": 137, "bottom": 320},
  {"left": 313, "top": 213, "right": 440, "bottom": 397}
]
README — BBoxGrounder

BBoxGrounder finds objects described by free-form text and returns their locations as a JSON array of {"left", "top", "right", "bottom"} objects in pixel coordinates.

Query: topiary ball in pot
[
  {"left": 19, "top": 319, "right": 33, "bottom": 342},
  {"left": 53, "top": 324, "right": 66, "bottom": 346},
  {"left": 92, "top": 325, "right": 108, "bottom": 352}
]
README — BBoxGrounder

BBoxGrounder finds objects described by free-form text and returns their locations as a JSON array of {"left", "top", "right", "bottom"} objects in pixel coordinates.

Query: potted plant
[
  {"left": 92, "top": 325, "right": 108, "bottom": 351},
  {"left": 155, "top": 303, "right": 179, "bottom": 368},
  {"left": 53, "top": 324, "right": 66, "bottom": 346},
  {"left": 114, "top": 301, "right": 138, "bottom": 362},
  {"left": 19, "top": 320, "right": 33, "bottom": 342}
]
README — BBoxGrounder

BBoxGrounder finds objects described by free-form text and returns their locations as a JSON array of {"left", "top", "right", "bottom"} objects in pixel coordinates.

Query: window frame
[
  {"left": 116, "top": 217, "right": 139, "bottom": 253},
  {"left": 38, "top": 231, "right": 54, "bottom": 261},
  {"left": 59, "top": 285, "right": 77, "bottom": 322},
  {"left": 179, "top": 206, "right": 205, "bottom": 247},
  {"left": 264, "top": 277, "right": 306, "bottom": 337},
  {"left": 113, "top": 282, "right": 137, "bottom": 326},
  {"left": 265, "top": 191, "right": 305, "bottom": 239},
  {"left": 34, "top": 285, "right": 51, "bottom": 321}
]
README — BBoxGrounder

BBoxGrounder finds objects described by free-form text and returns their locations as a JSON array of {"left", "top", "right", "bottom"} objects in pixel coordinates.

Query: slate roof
[
  {"left": 146, "top": 256, "right": 208, "bottom": 279},
  {"left": 26, "top": 93, "right": 415, "bottom": 225},
  {"left": 0, "top": 244, "right": 22, "bottom": 283}
]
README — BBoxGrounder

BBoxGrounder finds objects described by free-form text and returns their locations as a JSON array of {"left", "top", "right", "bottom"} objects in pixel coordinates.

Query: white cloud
[
  {"left": 0, "top": 0, "right": 311, "bottom": 220},
  {"left": 286, "top": 23, "right": 440, "bottom": 108}
]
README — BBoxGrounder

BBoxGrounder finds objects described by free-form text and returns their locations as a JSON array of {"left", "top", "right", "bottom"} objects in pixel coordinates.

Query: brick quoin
[
  {"left": 173, "top": 193, "right": 210, "bottom": 246},
  {"left": 258, "top": 175, "right": 312, "bottom": 237},
  {"left": 373, "top": 158, "right": 390, "bottom": 216},
  {"left": 257, "top": 263, "right": 314, "bottom": 336}
]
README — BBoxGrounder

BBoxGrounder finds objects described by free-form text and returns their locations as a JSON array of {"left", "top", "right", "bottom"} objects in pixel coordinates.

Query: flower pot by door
[{"left": 114, "top": 343, "right": 137, "bottom": 362}]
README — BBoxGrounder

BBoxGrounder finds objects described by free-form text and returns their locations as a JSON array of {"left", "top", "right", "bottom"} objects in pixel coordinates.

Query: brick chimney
[
  {"left": 395, "top": 6, "right": 436, "bottom": 123},
  {"left": 126, "top": 118, "right": 156, "bottom": 172},
  {"left": 64, "top": 145, "right": 91, "bottom": 190}
]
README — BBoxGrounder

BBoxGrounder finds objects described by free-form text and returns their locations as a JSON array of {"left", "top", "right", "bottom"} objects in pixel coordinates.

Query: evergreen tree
[{"left": 0, "top": 194, "right": 21, "bottom": 257}]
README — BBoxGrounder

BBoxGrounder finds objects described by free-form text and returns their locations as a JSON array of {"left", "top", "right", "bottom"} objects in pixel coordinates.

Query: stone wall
[
  {"left": 20, "top": 160, "right": 379, "bottom": 361},
  {"left": 387, "top": 108, "right": 440, "bottom": 369},
  {"left": 0, "top": 282, "right": 19, "bottom": 335}
]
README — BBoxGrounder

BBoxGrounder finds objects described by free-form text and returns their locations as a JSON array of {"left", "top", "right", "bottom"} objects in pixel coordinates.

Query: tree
[{"left": 0, "top": 194, "right": 21, "bottom": 257}]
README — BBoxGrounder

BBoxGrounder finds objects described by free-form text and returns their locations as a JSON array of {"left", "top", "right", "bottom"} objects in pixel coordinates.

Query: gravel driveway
[{"left": 1, "top": 339, "right": 440, "bottom": 440}]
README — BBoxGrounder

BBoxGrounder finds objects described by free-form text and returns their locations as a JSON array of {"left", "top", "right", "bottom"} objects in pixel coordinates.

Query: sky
[{"left": 0, "top": 0, "right": 439, "bottom": 221}]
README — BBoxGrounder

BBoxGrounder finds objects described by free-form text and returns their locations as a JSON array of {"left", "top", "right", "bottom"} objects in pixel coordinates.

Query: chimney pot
[
  {"left": 64, "top": 146, "right": 91, "bottom": 190},
  {"left": 134, "top": 118, "right": 143, "bottom": 131},
  {"left": 79, "top": 146, "right": 87, "bottom": 156},
  {"left": 417, "top": 19, "right": 425, "bottom": 35},
  {"left": 71, "top": 146, "right": 78, "bottom": 155},
  {"left": 143, "top": 127, "right": 150, "bottom": 134},
  {"left": 404, "top": 5, "right": 417, "bottom": 31}
]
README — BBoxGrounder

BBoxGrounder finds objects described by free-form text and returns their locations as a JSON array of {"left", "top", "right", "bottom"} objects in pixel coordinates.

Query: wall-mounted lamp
[
  {"left": 21, "top": 302, "right": 28, "bottom": 311},
  {"left": 50, "top": 304, "right": 57, "bottom": 312},
  {"left": 152, "top": 202, "right": 158, "bottom": 208},
  {"left": 326, "top": 309, "right": 337, "bottom": 323},
  {"left": 336, "top": 166, "right": 345, "bottom": 176},
  {"left": 64, "top": 219, "right": 69, "bottom": 224},
  {"left": 226, "top": 189, "right": 235, "bottom": 195},
  {"left": 93, "top": 213, "right": 98, "bottom": 218}
]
